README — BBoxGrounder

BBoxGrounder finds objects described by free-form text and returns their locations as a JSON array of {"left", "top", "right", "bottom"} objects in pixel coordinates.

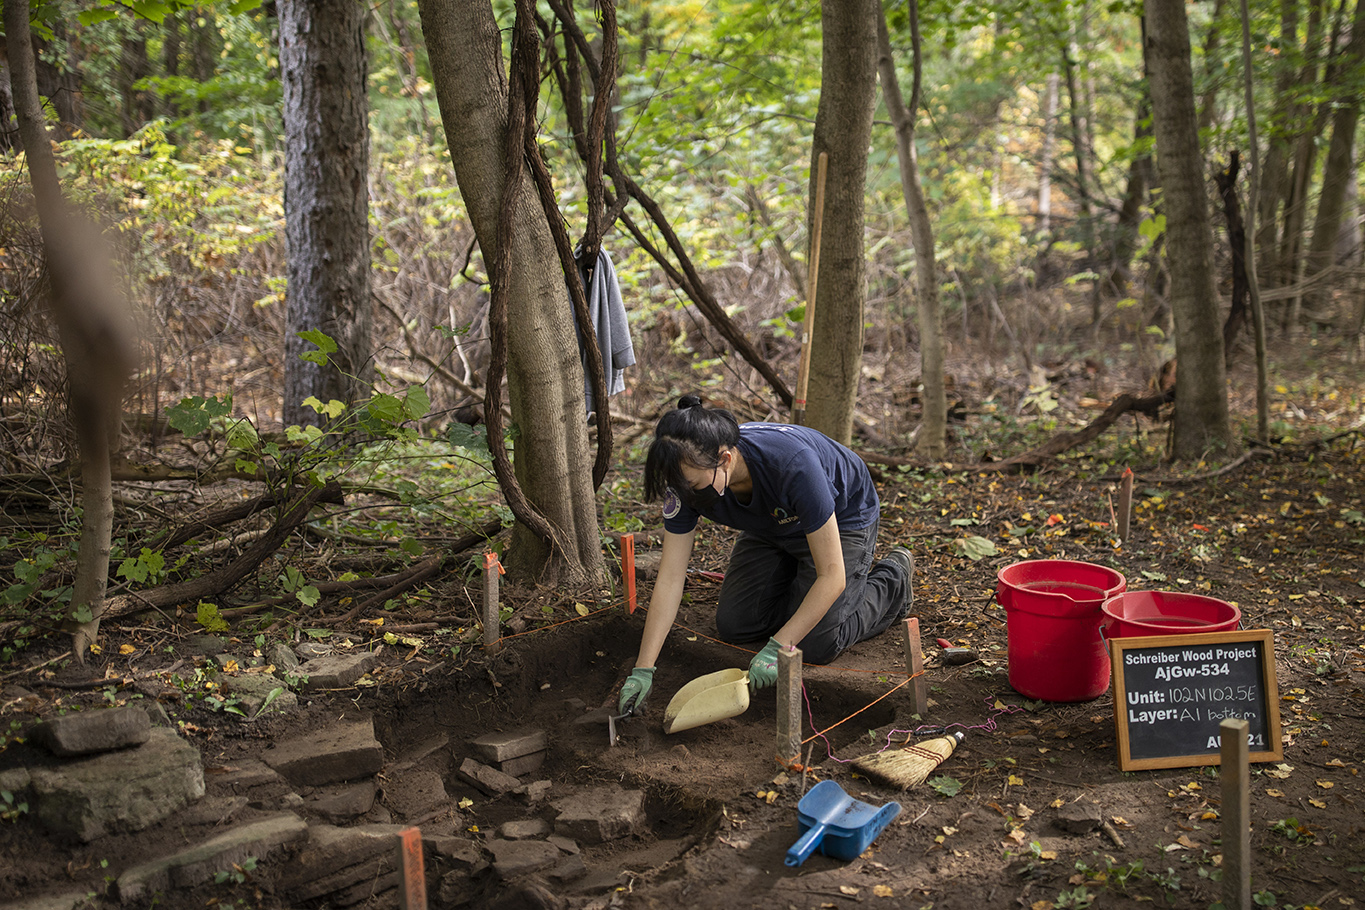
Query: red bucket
[
  {"left": 997, "top": 560, "right": 1126, "bottom": 702},
  {"left": 1102, "top": 591, "right": 1241, "bottom": 637}
]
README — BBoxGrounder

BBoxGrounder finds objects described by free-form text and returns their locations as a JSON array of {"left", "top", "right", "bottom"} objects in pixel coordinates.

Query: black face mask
[{"left": 688, "top": 484, "right": 721, "bottom": 510}]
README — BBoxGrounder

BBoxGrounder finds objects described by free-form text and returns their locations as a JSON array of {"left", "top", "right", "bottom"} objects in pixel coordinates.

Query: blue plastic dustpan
[{"left": 785, "top": 780, "right": 901, "bottom": 866}]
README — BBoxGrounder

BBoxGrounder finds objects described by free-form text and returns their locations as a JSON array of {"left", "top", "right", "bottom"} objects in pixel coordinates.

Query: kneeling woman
[{"left": 618, "top": 396, "right": 914, "bottom": 714}]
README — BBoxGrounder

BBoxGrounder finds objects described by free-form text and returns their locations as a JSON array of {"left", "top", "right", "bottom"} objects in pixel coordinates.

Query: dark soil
[{"left": 2, "top": 417, "right": 1364, "bottom": 909}]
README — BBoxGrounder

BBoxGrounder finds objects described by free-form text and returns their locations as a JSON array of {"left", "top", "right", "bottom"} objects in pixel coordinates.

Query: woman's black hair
[{"left": 642, "top": 395, "right": 741, "bottom": 501}]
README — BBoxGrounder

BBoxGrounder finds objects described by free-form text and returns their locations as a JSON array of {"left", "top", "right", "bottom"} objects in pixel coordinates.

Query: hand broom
[{"left": 851, "top": 731, "right": 965, "bottom": 789}]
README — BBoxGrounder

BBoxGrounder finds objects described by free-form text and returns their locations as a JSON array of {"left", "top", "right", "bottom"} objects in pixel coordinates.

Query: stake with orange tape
[
  {"left": 621, "top": 533, "right": 637, "bottom": 613},
  {"left": 397, "top": 826, "right": 427, "bottom": 910},
  {"left": 482, "top": 551, "right": 505, "bottom": 653}
]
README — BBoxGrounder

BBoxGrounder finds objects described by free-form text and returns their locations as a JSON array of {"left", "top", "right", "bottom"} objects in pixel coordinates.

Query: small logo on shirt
[
  {"left": 772, "top": 507, "right": 799, "bottom": 524},
  {"left": 663, "top": 488, "right": 681, "bottom": 519}
]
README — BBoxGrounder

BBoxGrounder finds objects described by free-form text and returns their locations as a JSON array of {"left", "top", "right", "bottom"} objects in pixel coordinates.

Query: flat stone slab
[
  {"left": 456, "top": 758, "right": 520, "bottom": 796},
  {"left": 486, "top": 838, "right": 560, "bottom": 878},
  {"left": 278, "top": 823, "right": 407, "bottom": 904},
  {"left": 551, "top": 787, "right": 645, "bottom": 844},
  {"left": 382, "top": 768, "right": 446, "bottom": 820},
  {"left": 30, "top": 727, "right": 204, "bottom": 842},
  {"left": 261, "top": 716, "right": 383, "bottom": 787},
  {"left": 470, "top": 728, "right": 547, "bottom": 762},
  {"left": 295, "top": 649, "right": 381, "bottom": 691},
  {"left": 32, "top": 705, "right": 150, "bottom": 757},
  {"left": 116, "top": 813, "right": 308, "bottom": 902},
  {"left": 305, "top": 780, "right": 377, "bottom": 824},
  {"left": 498, "top": 818, "right": 551, "bottom": 840}
]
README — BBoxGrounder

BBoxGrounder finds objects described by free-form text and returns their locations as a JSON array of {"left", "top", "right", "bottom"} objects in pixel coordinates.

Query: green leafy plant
[
  {"left": 928, "top": 775, "right": 962, "bottom": 797},
  {"left": 1, "top": 789, "right": 29, "bottom": 823}
]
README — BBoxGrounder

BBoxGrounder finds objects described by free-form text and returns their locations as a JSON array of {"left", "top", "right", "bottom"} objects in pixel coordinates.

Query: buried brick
[{"left": 469, "top": 728, "right": 547, "bottom": 763}]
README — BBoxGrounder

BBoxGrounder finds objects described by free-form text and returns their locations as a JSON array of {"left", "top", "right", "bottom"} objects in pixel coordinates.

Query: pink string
[{"left": 803, "top": 688, "right": 1024, "bottom": 765}]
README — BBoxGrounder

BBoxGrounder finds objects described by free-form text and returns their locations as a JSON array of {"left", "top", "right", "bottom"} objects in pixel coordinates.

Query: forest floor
[{"left": 2, "top": 352, "right": 1364, "bottom": 910}]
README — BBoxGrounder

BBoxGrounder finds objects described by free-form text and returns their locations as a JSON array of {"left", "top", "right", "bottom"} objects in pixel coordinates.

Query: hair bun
[{"left": 678, "top": 395, "right": 703, "bottom": 409}]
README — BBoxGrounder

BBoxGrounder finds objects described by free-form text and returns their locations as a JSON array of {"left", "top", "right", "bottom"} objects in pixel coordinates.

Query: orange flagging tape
[{"left": 622, "top": 533, "right": 636, "bottom": 614}]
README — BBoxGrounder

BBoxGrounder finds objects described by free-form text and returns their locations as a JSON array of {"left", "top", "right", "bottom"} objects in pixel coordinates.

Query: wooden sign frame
[{"left": 1110, "top": 629, "right": 1282, "bottom": 771}]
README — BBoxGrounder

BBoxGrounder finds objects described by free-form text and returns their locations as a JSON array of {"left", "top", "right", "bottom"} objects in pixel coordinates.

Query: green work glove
[
  {"left": 618, "top": 667, "right": 655, "bottom": 714},
  {"left": 747, "top": 637, "right": 784, "bottom": 692}
]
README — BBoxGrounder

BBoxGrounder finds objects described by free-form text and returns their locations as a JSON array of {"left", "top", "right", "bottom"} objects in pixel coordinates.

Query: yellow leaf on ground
[
  {"left": 1008, "top": 774, "right": 1025, "bottom": 786},
  {"left": 1316, "top": 780, "right": 1335, "bottom": 789},
  {"left": 1266, "top": 789, "right": 1284, "bottom": 797},
  {"left": 119, "top": 644, "right": 136, "bottom": 655},
  {"left": 575, "top": 603, "right": 590, "bottom": 617},
  {"left": 1309, "top": 799, "right": 1327, "bottom": 808},
  {"left": 872, "top": 885, "right": 894, "bottom": 898},
  {"left": 839, "top": 886, "right": 860, "bottom": 896},
  {"left": 1326, "top": 758, "right": 1347, "bottom": 768}
]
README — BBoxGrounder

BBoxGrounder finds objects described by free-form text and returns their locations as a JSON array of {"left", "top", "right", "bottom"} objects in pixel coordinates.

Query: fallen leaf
[
  {"left": 1309, "top": 799, "right": 1327, "bottom": 809},
  {"left": 839, "top": 886, "right": 860, "bottom": 896},
  {"left": 873, "top": 885, "right": 894, "bottom": 897},
  {"left": 1316, "top": 780, "right": 1335, "bottom": 789},
  {"left": 1050, "top": 798, "right": 1065, "bottom": 809},
  {"left": 1031, "top": 901, "right": 1055, "bottom": 910},
  {"left": 1325, "top": 758, "right": 1347, "bottom": 768},
  {"left": 1183, "top": 781, "right": 1202, "bottom": 791},
  {"left": 119, "top": 644, "right": 136, "bottom": 655},
  {"left": 1003, "top": 828, "right": 1026, "bottom": 845},
  {"left": 1008, "top": 774, "right": 1025, "bottom": 786},
  {"left": 575, "top": 603, "right": 590, "bottom": 617},
  {"left": 1016, "top": 802, "right": 1034, "bottom": 820},
  {"left": 1265, "top": 764, "right": 1293, "bottom": 779},
  {"left": 941, "top": 826, "right": 958, "bottom": 836},
  {"left": 1110, "top": 816, "right": 1131, "bottom": 827},
  {"left": 1266, "top": 789, "right": 1284, "bottom": 797},
  {"left": 1176, "top": 835, "right": 1198, "bottom": 848}
]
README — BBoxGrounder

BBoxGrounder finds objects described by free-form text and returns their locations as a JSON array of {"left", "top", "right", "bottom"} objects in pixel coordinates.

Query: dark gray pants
[{"left": 713, "top": 517, "right": 910, "bottom": 664}]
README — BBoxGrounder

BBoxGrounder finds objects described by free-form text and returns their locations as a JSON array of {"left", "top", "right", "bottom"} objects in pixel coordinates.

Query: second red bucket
[{"left": 997, "top": 559, "right": 1127, "bottom": 702}]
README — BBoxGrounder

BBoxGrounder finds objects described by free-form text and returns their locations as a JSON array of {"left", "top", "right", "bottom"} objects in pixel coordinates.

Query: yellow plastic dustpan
[{"left": 663, "top": 668, "right": 751, "bottom": 733}]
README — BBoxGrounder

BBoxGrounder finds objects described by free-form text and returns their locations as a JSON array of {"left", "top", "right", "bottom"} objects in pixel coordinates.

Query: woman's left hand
[{"left": 747, "top": 637, "right": 784, "bottom": 690}]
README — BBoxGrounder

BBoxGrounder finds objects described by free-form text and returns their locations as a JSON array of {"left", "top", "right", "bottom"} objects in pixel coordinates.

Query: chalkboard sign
[{"left": 1110, "top": 629, "right": 1282, "bottom": 771}]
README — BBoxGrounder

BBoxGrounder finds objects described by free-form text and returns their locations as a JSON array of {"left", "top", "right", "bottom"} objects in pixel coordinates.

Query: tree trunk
[
  {"left": 1145, "top": 0, "right": 1236, "bottom": 460},
  {"left": 1038, "top": 71, "right": 1059, "bottom": 237},
  {"left": 1253, "top": 0, "right": 1306, "bottom": 284},
  {"left": 1106, "top": 91, "right": 1154, "bottom": 294},
  {"left": 278, "top": 0, "right": 374, "bottom": 425},
  {"left": 418, "top": 0, "right": 603, "bottom": 586},
  {"left": 1305, "top": 0, "right": 1365, "bottom": 308},
  {"left": 877, "top": 0, "right": 945, "bottom": 459},
  {"left": 804, "top": 0, "right": 878, "bottom": 445},
  {"left": 5, "top": 0, "right": 137, "bottom": 662}
]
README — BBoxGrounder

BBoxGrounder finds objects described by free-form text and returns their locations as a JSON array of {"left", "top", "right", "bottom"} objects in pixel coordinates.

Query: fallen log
[
  {"left": 101, "top": 480, "right": 345, "bottom": 620},
  {"left": 970, "top": 390, "right": 1172, "bottom": 473}
]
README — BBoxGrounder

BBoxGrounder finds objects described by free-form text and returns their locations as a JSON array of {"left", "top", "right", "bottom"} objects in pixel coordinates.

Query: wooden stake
[
  {"left": 793, "top": 151, "right": 828, "bottom": 426},
  {"left": 903, "top": 617, "right": 928, "bottom": 716},
  {"left": 1220, "top": 717, "right": 1252, "bottom": 910},
  {"left": 1118, "top": 467, "right": 1134, "bottom": 543},
  {"left": 776, "top": 645, "right": 803, "bottom": 767},
  {"left": 482, "top": 552, "right": 503, "bottom": 653},
  {"left": 398, "top": 826, "right": 427, "bottom": 910},
  {"left": 621, "top": 533, "right": 637, "bottom": 614}
]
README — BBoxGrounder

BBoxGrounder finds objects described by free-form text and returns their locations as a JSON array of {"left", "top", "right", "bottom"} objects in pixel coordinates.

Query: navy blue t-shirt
[{"left": 661, "top": 423, "right": 879, "bottom": 538}]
